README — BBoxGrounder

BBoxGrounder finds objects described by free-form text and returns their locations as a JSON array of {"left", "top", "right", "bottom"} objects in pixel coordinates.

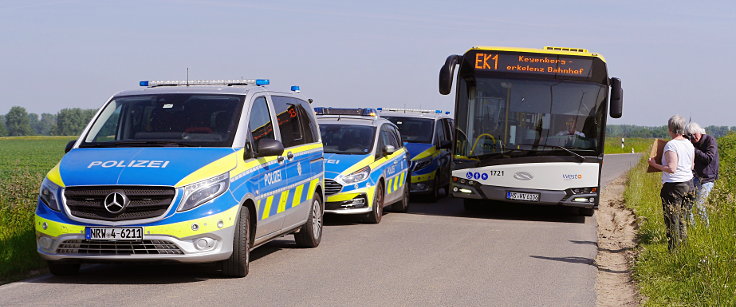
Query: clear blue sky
[{"left": 1, "top": 0, "right": 734, "bottom": 126}]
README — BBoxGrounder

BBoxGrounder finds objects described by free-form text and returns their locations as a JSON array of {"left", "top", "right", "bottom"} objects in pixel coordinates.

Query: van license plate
[
  {"left": 506, "top": 191, "right": 540, "bottom": 202},
  {"left": 85, "top": 227, "right": 143, "bottom": 241}
]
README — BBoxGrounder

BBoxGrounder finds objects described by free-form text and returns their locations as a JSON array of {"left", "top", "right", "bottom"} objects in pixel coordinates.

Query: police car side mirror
[
  {"left": 383, "top": 145, "right": 396, "bottom": 155},
  {"left": 256, "top": 139, "right": 285, "bottom": 157},
  {"left": 64, "top": 140, "right": 76, "bottom": 153}
]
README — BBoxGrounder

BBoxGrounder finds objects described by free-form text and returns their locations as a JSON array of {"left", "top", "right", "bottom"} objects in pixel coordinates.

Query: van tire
[
  {"left": 47, "top": 261, "right": 79, "bottom": 276},
  {"left": 295, "top": 192, "right": 323, "bottom": 248},
  {"left": 221, "top": 206, "right": 250, "bottom": 277}
]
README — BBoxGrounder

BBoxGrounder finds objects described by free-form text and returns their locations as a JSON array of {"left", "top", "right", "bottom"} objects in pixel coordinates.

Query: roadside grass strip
[
  {"left": 625, "top": 133, "right": 736, "bottom": 306},
  {"left": 0, "top": 137, "right": 74, "bottom": 282},
  {"left": 604, "top": 137, "right": 655, "bottom": 154}
]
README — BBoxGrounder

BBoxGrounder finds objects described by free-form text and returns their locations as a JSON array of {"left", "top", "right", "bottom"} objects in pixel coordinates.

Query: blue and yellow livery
[
  {"left": 379, "top": 108, "right": 454, "bottom": 201},
  {"left": 35, "top": 80, "right": 325, "bottom": 277},
  {"left": 316, "top": 108, "right": 409, "bottom": 223}
]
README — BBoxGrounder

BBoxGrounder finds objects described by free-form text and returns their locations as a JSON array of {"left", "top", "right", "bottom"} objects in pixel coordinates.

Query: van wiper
[
  {"left": 516, "top": 144, "right": 586, "bottom": 162},
  {"left": 85, "top": 140, "right": 198, "bottom": 147}
]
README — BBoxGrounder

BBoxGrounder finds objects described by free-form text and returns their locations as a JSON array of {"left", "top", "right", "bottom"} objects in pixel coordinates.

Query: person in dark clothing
[{"left": 685, "top": 122, "right": 719, "bottom": 226}]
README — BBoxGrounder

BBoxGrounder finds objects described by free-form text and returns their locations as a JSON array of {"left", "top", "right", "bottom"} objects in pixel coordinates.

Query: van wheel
[
  {"left": 295, "top": 192, "right": 323, "bottom": 248},
  {"left": 221, "top": 206, "right": 250, "bottom": 277},
  {"left": 365, "top": 183, "right": 384, "bottom": 224},
  {"left": 428, "top": 176, "right": 441, "bottom": 202},
  {"left": 47, "top": 261, "right": 79, "bottom": 276}
]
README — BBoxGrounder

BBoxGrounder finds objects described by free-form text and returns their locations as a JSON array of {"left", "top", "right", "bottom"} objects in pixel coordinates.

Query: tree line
[
  {"left": 0, "top": 106, "right": 96, "bottom": 137},
  {"left": 606, "top": 124, "right": 736, "bottom": 139}
]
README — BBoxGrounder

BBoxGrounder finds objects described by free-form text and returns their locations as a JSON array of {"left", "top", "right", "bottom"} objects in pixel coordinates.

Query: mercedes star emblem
[{"left": 104, "top": 192, "right": 128, "bottom": 214}]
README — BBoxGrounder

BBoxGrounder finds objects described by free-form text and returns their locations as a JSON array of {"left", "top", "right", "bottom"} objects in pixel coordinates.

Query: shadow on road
[{"left": 406, "top": 196, "right": 587, "bottom": 224}]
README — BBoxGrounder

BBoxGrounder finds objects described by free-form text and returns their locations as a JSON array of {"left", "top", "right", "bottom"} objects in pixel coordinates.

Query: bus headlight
[
  {"left": 39, "top": 178, "right": 61, "bottom": 211},
  {"left": 341, "top": 166, "right": 370, "bottom": 184},
  {"left": 178, "top": 172, "right": 230, "bottom": 212}
]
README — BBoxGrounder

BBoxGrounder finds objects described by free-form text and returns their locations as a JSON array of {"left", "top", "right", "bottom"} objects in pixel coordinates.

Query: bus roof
[{"left": 468, "top": 46, "right": 606, "bottom": 62}]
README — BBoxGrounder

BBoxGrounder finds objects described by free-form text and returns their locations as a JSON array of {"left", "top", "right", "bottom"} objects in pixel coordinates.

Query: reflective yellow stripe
[
  {"left": 292, "top": 184, "right": 304, "bottom": 207},
  {"left": 35, "top": 216, "right": 84, "bottom": 237},
  {"left": 369, "top": 148, "right": 407, "bottom": 170},
  {"left": 411, "top": 170, "right": 437, "bottom": 183},
  {"left": 399, "top": 171, "right": 406, "bottom": 186},
  {"left": 327, "top": 191, "right": 362, "bottom": 202},
  {"left": 307, "top": 178, "right": 319, "bottom": 198},
  {"left": 176, "top": 150, "right": 238, "bottom": 187},
  {"left": 277, "top": 190, "right": 289, "bottom": 213},
  {"left": 412, "top": 147, "right": 437, "bottom": 161},
  {"left": 392, "top": 175, "right": 399, "bottom": 191},
  {"left": 289, "top": 142, "right": 323, "bottom": 154},
  {"left": 341, "top": 156, "right": 374, "bottom": 175},
  {"left": 46, "top": 162, "right": 65, "bottom": 187},
  {"left": 262, "top": 195, "right": 275, "bottom": 220}
]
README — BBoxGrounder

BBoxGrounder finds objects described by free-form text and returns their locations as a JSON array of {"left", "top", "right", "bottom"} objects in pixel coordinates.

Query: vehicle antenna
[{"left": 186, "top": 67, "right": 189, "bottom": 86}]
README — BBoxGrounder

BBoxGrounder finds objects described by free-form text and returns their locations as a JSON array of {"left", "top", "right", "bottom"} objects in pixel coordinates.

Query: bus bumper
[{"left": 450, "top": 183, "right": 597, "bottom": 208}]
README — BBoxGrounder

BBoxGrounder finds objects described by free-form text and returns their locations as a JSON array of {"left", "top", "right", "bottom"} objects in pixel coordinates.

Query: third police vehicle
[
  {"left": 439, "top": 46, "right": 623, "bottom": 215},
  {"left": 315, "top": 108, "right": 409, "bottom": 223}
]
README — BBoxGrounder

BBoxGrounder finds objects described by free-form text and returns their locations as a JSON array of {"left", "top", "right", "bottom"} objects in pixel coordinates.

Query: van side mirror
[
  {"left": 439, "top": 140, "right": 452, "bottom": 149},
  {"left": 64, "top": 140, "right": 76, "bottom": 153},
  {"left": 439, "top": 55, "right": 462, "bottom": 95},
  {"left": 256, "top": 139, "right": 284, "bottom": 157},
  {"left": 383, "top": 145, "right": 396, "bottom": 155},
  {"left": 609, "top": 77, "right": 623, "bottom": 118}
]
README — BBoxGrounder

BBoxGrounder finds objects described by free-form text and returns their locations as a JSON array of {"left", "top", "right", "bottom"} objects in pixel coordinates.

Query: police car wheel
[
  {"left": 47, "top": 261, "right": 79, "bottom": 276},
  {"left": 428, "top": 176, "right": 440, "bottom": 202},
  {"left": 365, "top": 183, "right": 384, "bottom": 224},
  {"left": 392, "top": 184, "right": 410, "bottom": 213},
  {"left": 295, "top": 192, "right": 323, "bottom": 248},
  {"left": 221, "top": 206, "right": 250, "bottom": 277}
]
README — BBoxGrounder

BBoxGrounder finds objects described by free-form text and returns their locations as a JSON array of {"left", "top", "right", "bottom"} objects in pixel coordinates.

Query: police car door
[
  {"left": 380, "top": 124, "right": 403, "bottom": 204},
  {"left": 271, "top": 96, "right": 316, "bottom": 229},
  {"left": 247, "top": 96, "right": 287, "bottom": 238}
]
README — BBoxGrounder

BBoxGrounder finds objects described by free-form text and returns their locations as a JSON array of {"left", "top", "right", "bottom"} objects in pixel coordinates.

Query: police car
[
  {"left": 35, "top": 79, "right": 325, "bottom": 277},
  {"left": 315, "top": 108, "right": 409, "bottom": 223},
  {"left": 378, "top": 108, "right": 454, "bottom": 201}
]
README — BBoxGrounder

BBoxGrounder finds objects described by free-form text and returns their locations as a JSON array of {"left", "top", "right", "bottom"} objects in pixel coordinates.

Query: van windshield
[{"left": 80, "top": 94, "right": 244, "bottom": 148}]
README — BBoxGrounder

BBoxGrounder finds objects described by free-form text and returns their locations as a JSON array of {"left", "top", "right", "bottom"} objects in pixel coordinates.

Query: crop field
[
  {"left": 625, "top": 133, "right": 736, "bottom": 305},
  {"left": 604, "top": 137, "right": 655, "bottom": 154},
  {"left": 0, "top": 136, "right": 75, "bottom": 281}
]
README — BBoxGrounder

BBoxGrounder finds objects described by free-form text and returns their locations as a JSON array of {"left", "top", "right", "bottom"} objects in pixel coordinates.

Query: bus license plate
[
  {"left": 85, "top": 227, "right": 143, "bottom": 241},
  {"left": 506, "top": 191, "right": 540, "bottom": 202}
]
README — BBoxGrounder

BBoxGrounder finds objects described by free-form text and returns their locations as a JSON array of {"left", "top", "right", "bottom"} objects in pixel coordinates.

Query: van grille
[
  {"left": 56, "top": 239, "right": 184, "bottom": 255},
  {"left": 64, "top": 186, "right": 175, "bottom": 221},
  {"left": 324, "top": 179, "right": 343, "bottom": 196}
]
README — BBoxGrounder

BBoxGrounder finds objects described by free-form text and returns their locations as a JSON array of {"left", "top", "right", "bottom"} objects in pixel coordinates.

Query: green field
[
  {"left": 625, "top": 133, "right": 736, "bottom": 305},
  {"left": 604, "top": 137, "right": 655, "bottom": 154},
  {"left": 0, "top": 136, "right": 75, "bottom": 281}
]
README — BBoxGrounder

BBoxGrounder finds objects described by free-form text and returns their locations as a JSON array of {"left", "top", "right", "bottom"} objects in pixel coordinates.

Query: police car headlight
[
  {"left": 412, "top": 157, "right": 432, "bottom": 171},
  {"left": 178, "top": 172, "right": 230, "bottom": 212},
  {"left": 341, "top": 166, "right": 371, "bottom": 184},
  {"left": 39, "top": 178, "right": 61, "bottom": 211}
]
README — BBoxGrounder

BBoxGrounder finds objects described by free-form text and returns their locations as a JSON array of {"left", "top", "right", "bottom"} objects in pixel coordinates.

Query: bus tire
[
  {"left": 47, "top": 261, "right": 79, "bottom": 276},
  {"left": 365, "top": 183, "right": 384, "bottom": 224},
  {"left": 295, "top": 192, "right": 323, "bottom": 248},
  {"left": 221, "top": 206, "right": 250, "bottom": 278}
]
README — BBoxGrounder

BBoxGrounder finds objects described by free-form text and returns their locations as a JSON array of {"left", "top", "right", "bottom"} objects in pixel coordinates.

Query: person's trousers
[
  {"left": 661, "top": 181, "right": 694, "bottom": 250},
  {"left": 690, "top": 177, "right": 713, "bottom": 226}
]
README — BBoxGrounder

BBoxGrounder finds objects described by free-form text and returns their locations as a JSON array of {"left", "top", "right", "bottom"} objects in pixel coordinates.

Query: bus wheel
[
  {"left": 365, "top": 183, "right": 384, "bottom": 224},
  {"left": 578, "top": 207, "right": 595, "bottom": 216},
  {"left": 294, "top": 192, "right": 323, "bottom": 248},
  {"left": 221, "top": 206, "right": 250, "bottom": 277}
]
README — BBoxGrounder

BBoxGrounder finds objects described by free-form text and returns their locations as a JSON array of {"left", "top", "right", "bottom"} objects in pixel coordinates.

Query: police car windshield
[
  {"left": 319, "top": 124, "right": 376, "bottom": 155},
  {"left": 80, "top": 94, "right": 244, "bottom": 148},
  {"left": 383, "top": 116, "right": 433, "bottom": 143}
]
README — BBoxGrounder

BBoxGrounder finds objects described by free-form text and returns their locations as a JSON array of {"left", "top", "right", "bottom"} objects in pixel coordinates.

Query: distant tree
[
  {"left": 28, "top": 113, "right": 40, "bottom": 135},
  {"left": 56, "top": 108, "right": 95, "bottom": 136},
  {"left": 6, "top": 106, "right": 33, "bottom": 136},
  {"left": 38, "top": 113, "right": 57, "bottom": 135},
  {"left": 0, "top": 115, "right": 7, "bottom": 136}
]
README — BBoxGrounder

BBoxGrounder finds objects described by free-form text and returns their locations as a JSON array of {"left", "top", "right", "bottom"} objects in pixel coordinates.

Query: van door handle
[
  {"left": 277, "top": 156, "right": 285, "bottom": 163},
  {"left": 287, "top": 152, "right": 294, "bottom": 160}
]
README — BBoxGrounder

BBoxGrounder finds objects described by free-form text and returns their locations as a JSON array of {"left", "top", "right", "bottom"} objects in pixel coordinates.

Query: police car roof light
[
  {"left": 314, "top": 107, "right": 377, "bottom": 117},
  {"left": 377, "top": 108, "right": 447, "bottom": 115},
  {"left": 256, "top": 79, "right": 270, "bottom": 86},
  {"left": 139, "top": 79, "right": 268, "bottom": 87},
  {"left": 291, "top": 85, "right": 301, "bottom": 92}
]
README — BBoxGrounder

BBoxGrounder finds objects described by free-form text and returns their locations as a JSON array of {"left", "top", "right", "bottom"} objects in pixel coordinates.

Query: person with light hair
[
  {"left": 685, "top": 121, "right": 719, "bottom": 226},
  {"left": 648, "top": 115, "right": 695, "bottom": 250}
]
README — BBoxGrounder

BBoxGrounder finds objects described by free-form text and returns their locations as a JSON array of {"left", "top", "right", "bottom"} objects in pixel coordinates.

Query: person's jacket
[{"left": 693, "top": 133, "right": 719, "bottom": 183}]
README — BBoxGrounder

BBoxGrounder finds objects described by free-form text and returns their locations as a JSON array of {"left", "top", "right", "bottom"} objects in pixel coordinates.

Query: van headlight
[
  {"left": 39, "top": 178, "right": 61, "bottom": 211},
  {"left": 341, "top": 166, "right": 371, "bottom": 184},
  {"left": 412, "top": 157, "right": 432, "bottom": 171},
  {"left": 178, "top": 172, "right": 230, "bottom": 212}
]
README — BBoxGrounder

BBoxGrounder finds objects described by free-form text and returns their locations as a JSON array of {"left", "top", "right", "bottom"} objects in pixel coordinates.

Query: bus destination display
[{"left": 473, "top": 52, "right": 593, "bottom": 77}]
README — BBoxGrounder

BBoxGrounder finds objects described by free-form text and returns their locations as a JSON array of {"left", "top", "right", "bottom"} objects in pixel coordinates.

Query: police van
[
  {"left": 35, "top": 79, "right": 325, "bottom": 277},
  {"left": 379, "top": 108, "right": 454, "bottom": 201},
  {"left": 315, "top": 108, "right": 409, "bottom": 223}
]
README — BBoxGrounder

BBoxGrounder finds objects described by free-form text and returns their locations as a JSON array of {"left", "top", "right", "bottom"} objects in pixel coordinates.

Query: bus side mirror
[
  {"left": 610, "top": 77, "right": 623, "bottom": 118},
  {"left": 439, "top": 55, "right": 462, "bottom": 95},
  {"left": 65, "top": 140, "right": 76, "bottom": 153}
]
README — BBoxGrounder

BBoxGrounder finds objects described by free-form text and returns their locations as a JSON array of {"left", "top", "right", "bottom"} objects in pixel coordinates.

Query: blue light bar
[
  {"left": 139, "top": 81, "right": 149, "bottom": 87},
  {"left": 291, "top": 85, "right": 301, "bottom": 92},
  {"left": 376, "top": 107, "right": 383, "bottom": 111},
  {"left": 445, "top": 111, "right": 451, "bottom": 115},
  {"left": 256, "top": 79, "right": 270, "bottom": 86},
  {"left": 314, "top": 107, "right": 377, "bottom": 117},
  {"left": 435, "top": 110, "right": 442, "bottom": 114}
]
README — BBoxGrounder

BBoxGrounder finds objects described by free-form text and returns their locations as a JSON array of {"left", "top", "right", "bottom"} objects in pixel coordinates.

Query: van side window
[
  {"left": 248, "top": 97, "right": 275, "bottom": 144},
  {"left": 272, "top": 96, "right": 307, "bottom": 148},
  {"left": 293, "top": 98, "right": 316, "bottom": 143}
]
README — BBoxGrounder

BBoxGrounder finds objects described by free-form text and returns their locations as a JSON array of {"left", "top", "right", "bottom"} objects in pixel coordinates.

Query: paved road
[{"left": 0, "top": 154, "right": 640, "bottom": 306}]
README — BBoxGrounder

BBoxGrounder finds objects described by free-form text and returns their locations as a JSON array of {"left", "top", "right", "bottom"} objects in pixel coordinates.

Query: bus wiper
[{"left": 516, "top": 144, "right": 586, "bottom": 162}]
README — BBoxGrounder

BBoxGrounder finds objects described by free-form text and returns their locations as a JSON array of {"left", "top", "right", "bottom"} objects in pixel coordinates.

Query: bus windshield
[
  {"left": 455, "top": 78, "right": 606, "bottom": 159},
  {"left": 319, "top": 124, "right": 376, "bottom": 155},
  {"left": 382, "top": 116, "right": 434, "bottom": 143}
]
